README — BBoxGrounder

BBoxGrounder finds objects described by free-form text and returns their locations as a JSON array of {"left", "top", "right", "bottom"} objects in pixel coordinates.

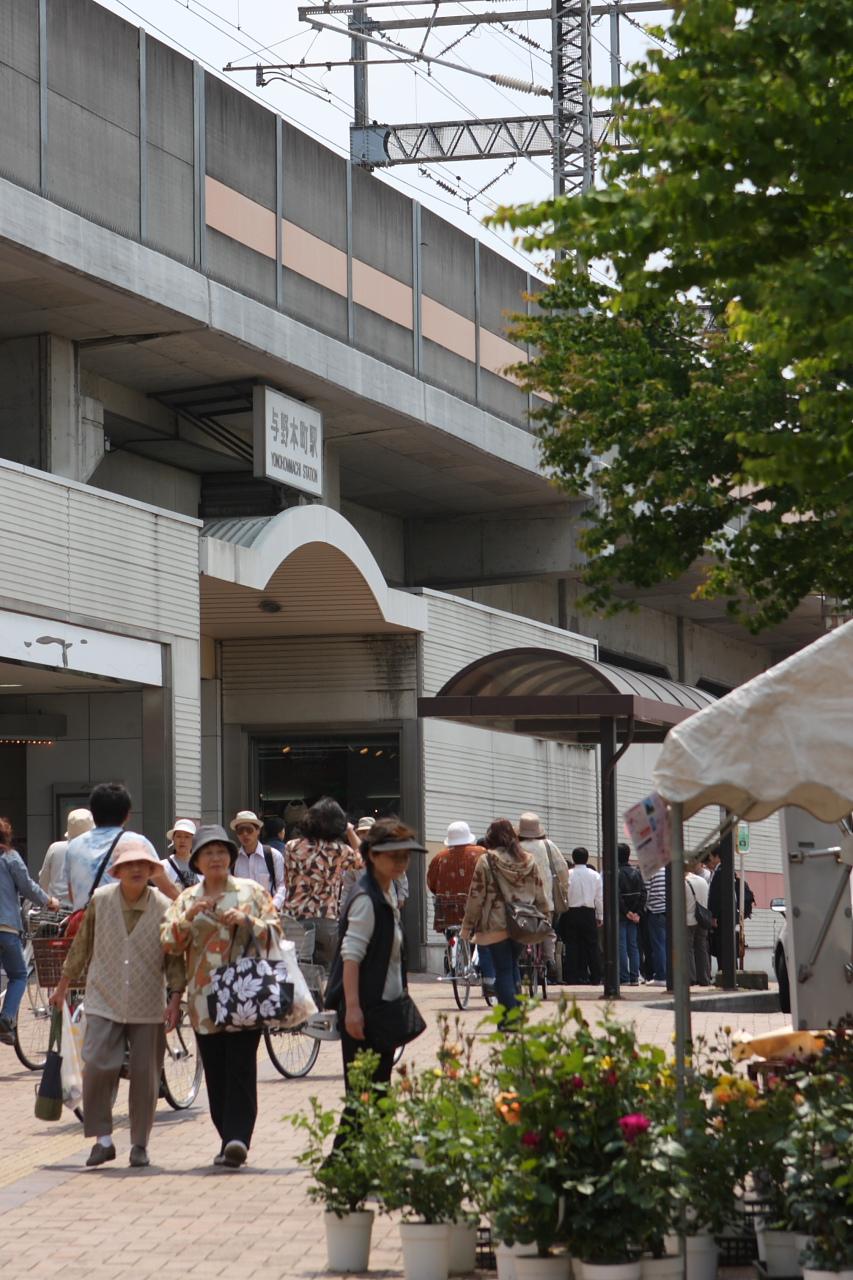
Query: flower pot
[
  {"left": 448, "top": 1222, "right": 478, "bottom": 1275},
  {"left": 804, "top": 1271, "right": 851, "bottom": 1280},
  {"left": 641, "top": 1255, "right": 683, "bottom": 1280},
  {"left": 796, "top": 1237, "right": 816, "bottom": 1269},
  {"left": 578, "top": 1263, "right": 641, "bottom": 1280},
  {"left": 496, "top": 1242, "right": 539, "bottom": 1280},
  {"left": 762, "top": 1230, "right": 802, "bottom": 1277},
  {"left": 399, "top": 1222, "right": 450, "bottom": 1280},
  {"left": 324, "top": 1209, "right": 374, "bottom": 1273},
  {"left": 663, "top": 1233, "right": 718, "bottom": 1280},
  {"left": 514, "top": 1254, "right": 572, "bottom": 1280}
]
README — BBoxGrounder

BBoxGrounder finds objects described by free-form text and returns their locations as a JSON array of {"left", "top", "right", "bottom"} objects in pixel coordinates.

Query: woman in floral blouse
[
  {"left": 284, "top": 797, "right": 361, "bottom": 969},
  {"left": 161, "top": 824, "right": 281, "bottom": 1169}
]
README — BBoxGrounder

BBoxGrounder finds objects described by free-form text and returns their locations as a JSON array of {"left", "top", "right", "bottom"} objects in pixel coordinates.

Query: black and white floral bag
[{"left": 207, "top": 931, "right": 314, "bottom": 1031}]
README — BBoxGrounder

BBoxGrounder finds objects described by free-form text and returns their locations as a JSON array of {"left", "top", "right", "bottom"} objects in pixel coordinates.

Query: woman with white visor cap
[{"left": 161, "top": 819, "right": 198, "bottom": 890}]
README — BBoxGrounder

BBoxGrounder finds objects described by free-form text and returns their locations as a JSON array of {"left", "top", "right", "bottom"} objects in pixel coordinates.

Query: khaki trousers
[{"left": 82, "top": 1014, "right": 166, "bottom": 1148}]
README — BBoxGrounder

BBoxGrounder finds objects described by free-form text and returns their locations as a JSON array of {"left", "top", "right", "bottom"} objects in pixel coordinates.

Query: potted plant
[
  {"left": 291, "top": 1051, "right": 383, "bottom": 1273},
  {"left": 779, "top": 1044, "right": 853, "bottom": 1280}
]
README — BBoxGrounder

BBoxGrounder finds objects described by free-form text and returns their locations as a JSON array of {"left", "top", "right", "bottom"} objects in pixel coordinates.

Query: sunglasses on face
[{"left": 235, "top": 827, "right": 256, "bottom": 836}]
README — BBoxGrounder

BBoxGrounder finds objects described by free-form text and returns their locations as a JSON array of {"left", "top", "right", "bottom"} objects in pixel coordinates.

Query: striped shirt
[{"left": 645, "top": 867, "right": 667, "bottom": 914}]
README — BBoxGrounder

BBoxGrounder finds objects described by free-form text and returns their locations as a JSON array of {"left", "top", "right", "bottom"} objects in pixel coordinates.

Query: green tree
[{"left": 495, "top": 0, "right": 853, "bottom": 630}]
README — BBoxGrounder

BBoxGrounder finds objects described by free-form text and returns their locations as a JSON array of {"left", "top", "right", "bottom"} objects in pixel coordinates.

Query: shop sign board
[
  {"left": 253, "top": 386, "right": 323, "bottom": 498},
  {"left": 737, "top": 823, "right": 750, "bottom": 854},
  {"left": 0, "top": 609, "right": 163, "bottom": 685}
]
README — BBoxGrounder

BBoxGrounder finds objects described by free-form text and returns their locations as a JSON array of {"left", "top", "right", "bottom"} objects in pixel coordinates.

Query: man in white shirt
[
  {"left": 558, "top": 846, "right": 603, "bottom": 984},
  {"left": 230, "top": 810, "right": 286, "bottom": 911}
]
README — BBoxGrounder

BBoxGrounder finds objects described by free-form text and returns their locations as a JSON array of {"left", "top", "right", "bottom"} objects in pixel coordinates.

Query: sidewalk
[{"left": 0, "top": 977, "right": 787, "bottom": 1279}]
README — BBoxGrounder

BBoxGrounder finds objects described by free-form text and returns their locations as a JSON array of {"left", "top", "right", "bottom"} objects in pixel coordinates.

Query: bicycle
[
  {"left": 433, "top": 895, "right": 494, "bottom": 1011},
  {"left": 263, "top": 917, "right": 323, "bottom": 1078},
  {"left": 518, "top": 940, "right": 548, "bottom": 1000}
]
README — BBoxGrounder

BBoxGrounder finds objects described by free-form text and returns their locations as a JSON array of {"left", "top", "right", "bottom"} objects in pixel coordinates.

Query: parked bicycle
[
  {"left": 433, "top": 894, "right": 494, "bottom": 1011},
  {"left": 518, "top": 940, "right": 548, "bottom": 1000}
]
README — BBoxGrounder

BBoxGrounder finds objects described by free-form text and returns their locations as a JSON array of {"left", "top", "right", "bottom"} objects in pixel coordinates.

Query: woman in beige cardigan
[{"left": 460, "top": 817, "right": 548, "bottom": 1011}]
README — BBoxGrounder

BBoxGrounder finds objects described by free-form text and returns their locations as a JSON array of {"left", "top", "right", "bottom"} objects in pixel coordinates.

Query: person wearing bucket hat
[
  {"left": 517, "top": 813, "right": 570, "bottom": 983},
  {"left": 229, "top": 810, "right": 286, "bottom": 912},
  {"left": 39, "top": 808, "right": 94, "bottom": 903},
  {"left": 50, "top": 834, "right": 184, "bottom": 1169},
  {"left": 161, "top": 824, "right": 283, "bottom": 1169},
  {"left": 161, "top": 818, "right": 199, "bottom": 890},
  {"left": 426, "top": 821, "right": 484, "bottom": 932}
]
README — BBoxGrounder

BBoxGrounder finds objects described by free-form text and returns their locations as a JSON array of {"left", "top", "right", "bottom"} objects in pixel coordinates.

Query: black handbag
[
  {"left": 688, "top": 882, "right": 714, "bottom": 931},
  {"left": 363, "top": 992, "right": 426, "bottom": 1054},
  {"left": 34, "top": 1010, "right": 64, "bottom": 1122},
  {"left": 207, "top": 932, "right": 294, "bottom": 1031}
]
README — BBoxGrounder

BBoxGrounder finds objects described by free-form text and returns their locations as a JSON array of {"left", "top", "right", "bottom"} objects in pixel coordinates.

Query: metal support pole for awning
[
  {"left": 601, "top": 714, "right": 636, "bottom": 997},
  {"left": 719, "top": 819, "right": 737, "bottom": 988},
  {"left": 670, "top": 801, "right": 692, "bottom": 1117}
]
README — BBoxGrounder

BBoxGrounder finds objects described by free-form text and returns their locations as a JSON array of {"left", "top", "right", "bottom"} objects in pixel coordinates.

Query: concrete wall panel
[
  {"left": 47, "top": 92, "right": 139, "bottom": 236},
  {"left": 47, "top": 0, "right": 139, "bottom": 136},
  {"left": 205, "top": 75, "right": 275, "bottom": 211},
  {"left": 421, "top": 209, "right": 474, "bottom": 318},
  {"left": 283, "top": 270, "right": 348, "bottom": 339},
  {"left": 91, "top": 451, "right": 201, "bottom": 519},
  {"left": 352, "top": 165, "right": 412, "bottom": 283},
  {"left": 479, "top": 244, "right": 527, "bottom": 336},
  {"left": 422, "top": 339, "right": 476, "bottom": 402},
  {"left": 478, "top": 368, "right": 529, "bottom": 428},
  {"left": 207, "top": 227, "right": 276, "bottom": 305},
  {"left": 283, "top": 125, "right": 347, "bottom": 251},
  {"left": 0, "top": 64, "right": 39, "bottom": 187},
  {"left": 0, "top": 0, "right": 39, "bottom": 80},
  {"left": 146, "top": 38, "right": 193, "bottom": 162},
  {"left": 353, "top": 307, "right": 413, "bottom": 372},
  {"left": 146, "top": 145, "right": 194, "bottom": 262}
]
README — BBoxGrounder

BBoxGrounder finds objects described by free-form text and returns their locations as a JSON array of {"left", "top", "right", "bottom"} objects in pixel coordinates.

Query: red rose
[
  {"left": 618, "top": 1113, "right": 650, "bottom": 1144},
  {"left": 603, "top": 1069, "right": 618, "bottom": 1087},
  {"left": 571, "top": 1075, "right": 584, "bottom": 1090},
  {"left": 521, "top": 1130, "right": 542, "bottom": 1149},
  {"left": 554, "top": 1127, "right": 568, "bottom": 1143}
]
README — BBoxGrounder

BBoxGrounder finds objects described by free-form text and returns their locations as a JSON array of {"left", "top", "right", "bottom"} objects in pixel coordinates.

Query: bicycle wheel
[
  {"left": 538, "top": 952, "right": 548, "bottom": 1001},
  {"left": 161, "top": 1007, "right": 203, "bottom": 1109},
  {"left": 522, "top": 949, "right": 536, "bottom": 998},
  {"left": 264, "top": 1024, "right": 321, "bottom": 1078},
  {"left": 13, "top": 971, "right": 52, "bottom": 1070},
  {"left": 451, "top": 936, "right": 473, "bottom": 1010}
]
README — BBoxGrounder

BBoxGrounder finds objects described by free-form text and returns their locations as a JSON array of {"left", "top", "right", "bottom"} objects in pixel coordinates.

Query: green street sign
[{"left": 737, "top": 823, "right": 750, "bottom": 854}]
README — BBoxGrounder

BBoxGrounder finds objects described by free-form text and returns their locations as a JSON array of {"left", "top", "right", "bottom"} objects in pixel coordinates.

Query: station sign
[{"left": 253, "top": 385, "right": 323, "bottom": 498}]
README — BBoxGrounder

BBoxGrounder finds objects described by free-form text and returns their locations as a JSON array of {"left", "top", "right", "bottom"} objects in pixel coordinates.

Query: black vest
[{"left": 324, "top": 869, "right": 405, "bottom": 1012}]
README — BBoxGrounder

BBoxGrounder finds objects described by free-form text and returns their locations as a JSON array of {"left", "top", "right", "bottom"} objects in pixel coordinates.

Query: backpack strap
[
  {"left": 261, "top": 844, "right": 278, "bottom": 892},
  {"left": 87, "top": 831, "right": 124, "bottom": 903},
  {"left": 168, "top": 856, "right": 196, "bottom": 890}
]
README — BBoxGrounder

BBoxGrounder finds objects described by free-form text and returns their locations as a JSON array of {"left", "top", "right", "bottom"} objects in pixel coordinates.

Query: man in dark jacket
[{"left": 617, "top": 843, "right": 646, "bottom": 986}]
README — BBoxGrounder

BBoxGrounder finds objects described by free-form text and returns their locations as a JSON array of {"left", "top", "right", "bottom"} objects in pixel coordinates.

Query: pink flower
[
  {"left": 618, "top": 1113, "right": 650, "bottom": 1144},
  {"left": 521, "top": 1130, "right": 542, "bottom": 1149},
  {"left": 571, "top": 1074, "right": 584, "bottom": 1090},
  {"left": 554, "top": 1127, "right": 568, "bottom": 1143}
]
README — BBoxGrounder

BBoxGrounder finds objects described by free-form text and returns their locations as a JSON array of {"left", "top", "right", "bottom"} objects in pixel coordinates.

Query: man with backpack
[
  {"left": 230, "top": 809, "right": 286, "bottom": 911},
  {"left": 617, "top": 842, "right": 646, "bottom": 986}
]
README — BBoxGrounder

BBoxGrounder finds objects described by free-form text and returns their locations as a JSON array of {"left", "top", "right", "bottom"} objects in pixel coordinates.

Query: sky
[{"left": 95, "top": 0, "right": 674, "bottom": 273}]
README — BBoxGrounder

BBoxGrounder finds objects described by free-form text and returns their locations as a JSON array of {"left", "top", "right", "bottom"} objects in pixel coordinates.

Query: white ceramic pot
[
  {"left": 496, "top": 1241, "right": 540, "bottom": 1280},
  {"left": 763, "top": 1230, "right": 802, "bottom": 1277},
  {"left": 641, "top": 1255, "right": 682, "bottom": 1280},
  {"left": 803, "top": 1271, "right": 845, "bottom": 1280},
  {"left": 400, "top": 1222, "right": 451, "bottom": 1280},
  {"left": 514, "top": 1254, "right": 572, "bottom": 1280},
  {"left": 755, "top": 1222, "right": 767, "bottom": 1264},
  {"left": 448, "top": 1222, "right": 478, "bottom": 1275},
  {"left": 663, "top": 1233, "right": 718, "bottom": 1280},
  {"left": 324, "top": 1209, "right": 374, "bottom": 1273},
  {"left": 579, "top": 1263, "right": 641, "bottom": 1280}
]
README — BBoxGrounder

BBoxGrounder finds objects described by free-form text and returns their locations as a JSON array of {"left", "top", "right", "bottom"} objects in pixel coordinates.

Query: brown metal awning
[
  {"left": 417, "top": 647, "right": 715, "bottom": 999},
  {"left": 418, "top": 647, "right": 714, "bottom": 744}
]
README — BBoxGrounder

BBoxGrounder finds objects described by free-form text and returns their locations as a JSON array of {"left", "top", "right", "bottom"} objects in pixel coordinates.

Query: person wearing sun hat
[
  {"left": 50, "top": 834, "right": 184, "bottom": 1170},
  {"left": 161, "top": 818, "right": 198, "bottom": 890},
  {"left": 161, "top": 824, "right": 283, "bottom": 1169},
  {"left": 39, "top": 808, "right": 94, "bottom": 903},
  {"left": 426, "top": 820, "right": 485, "bottom": 932},
  {"left": 229, "top": 809, "right": 286, "bottom": 912}
]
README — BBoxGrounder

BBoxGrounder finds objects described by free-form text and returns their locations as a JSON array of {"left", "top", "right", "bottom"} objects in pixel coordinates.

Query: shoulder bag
[
  {"left": 487, "top": 854, "right": 553, "bottom": 944},
  {"left": 364, "top": 992, "right": 426, "bottom": 1054},
  {"left": 544, "top": 839, "right": 570, "bottom": 915},
  {"left": 688, "top": 881, "right": 714, "bottom": 931},
  {"left": 64, "top": 830, "right": 124, "bottom": 938},
  {"left": 207, "top": 928, "right": 294, "bottom": 1030}
]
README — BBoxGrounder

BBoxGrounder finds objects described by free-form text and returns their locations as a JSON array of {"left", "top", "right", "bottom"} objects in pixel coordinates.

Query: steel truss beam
[{"left": 351, "top": 110, "right": 610, "bottom": 165}]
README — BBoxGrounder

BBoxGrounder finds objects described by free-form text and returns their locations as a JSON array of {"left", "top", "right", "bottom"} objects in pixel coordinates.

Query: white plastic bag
[
  {"left": 267, "top": 934, "right": 318, "bottom": 1029},
  {"left": 60, "top": 1001, "right": 84, "bottom": 1108}
]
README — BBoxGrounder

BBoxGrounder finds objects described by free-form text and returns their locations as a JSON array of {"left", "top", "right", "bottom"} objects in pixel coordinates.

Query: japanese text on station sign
[{"left": 253, "top": 386, "right": 323, "bottom": 498}]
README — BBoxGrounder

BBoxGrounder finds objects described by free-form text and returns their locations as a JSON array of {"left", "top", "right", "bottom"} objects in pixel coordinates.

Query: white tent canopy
[{"left": 653, "top": 619, "right": 853, "bottom": 822}]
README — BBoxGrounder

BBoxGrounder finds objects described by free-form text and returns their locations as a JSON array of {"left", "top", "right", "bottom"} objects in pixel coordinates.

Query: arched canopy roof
[
  {"left": 199, "top": 504, "right": 426, "bottom": 637},
  {"left": 419, "top": 647, "right": 714, "bottom": 744}
]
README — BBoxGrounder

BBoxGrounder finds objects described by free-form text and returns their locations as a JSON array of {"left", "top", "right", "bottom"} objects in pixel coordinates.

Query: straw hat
[
  {"left": 356, "top": 816, "right": 376, "bottom": 835},
  {"left": 229, "top": 809, "right": 262, "bottom": 832},
  {"left": 65, "top": 808, "right": 94, "bottom": 840}
]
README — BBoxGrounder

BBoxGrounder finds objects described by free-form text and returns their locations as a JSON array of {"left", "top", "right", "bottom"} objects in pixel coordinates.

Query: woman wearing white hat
[
  {"left": 39, "top": 808, "right": 94, "bottom": 904},
  {"left": 161, "top": 819, "right": 199, "bottom": 890}
]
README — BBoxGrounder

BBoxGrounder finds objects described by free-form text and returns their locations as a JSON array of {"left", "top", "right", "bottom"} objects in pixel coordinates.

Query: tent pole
[{"left": 670, "top": 801, "right": 692, "bottom": 1116}]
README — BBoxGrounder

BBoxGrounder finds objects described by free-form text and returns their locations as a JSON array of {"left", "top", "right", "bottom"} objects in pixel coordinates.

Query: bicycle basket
[{"left": 32, "top": 936, "right": 85, "bottom": 989}]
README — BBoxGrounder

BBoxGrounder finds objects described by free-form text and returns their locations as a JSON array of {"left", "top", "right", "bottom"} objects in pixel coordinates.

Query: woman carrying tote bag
[
  {"left": 161, "top": 824, "right": 282, "bottom": 1169},
  {"left": 460, "top": 818, "right": 549, "bottom": 1012}
]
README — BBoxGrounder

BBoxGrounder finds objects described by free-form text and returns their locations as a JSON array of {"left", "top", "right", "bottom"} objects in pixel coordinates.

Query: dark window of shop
[{"left": 253, "top": 733, "right": 401, "bottom": 835}]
